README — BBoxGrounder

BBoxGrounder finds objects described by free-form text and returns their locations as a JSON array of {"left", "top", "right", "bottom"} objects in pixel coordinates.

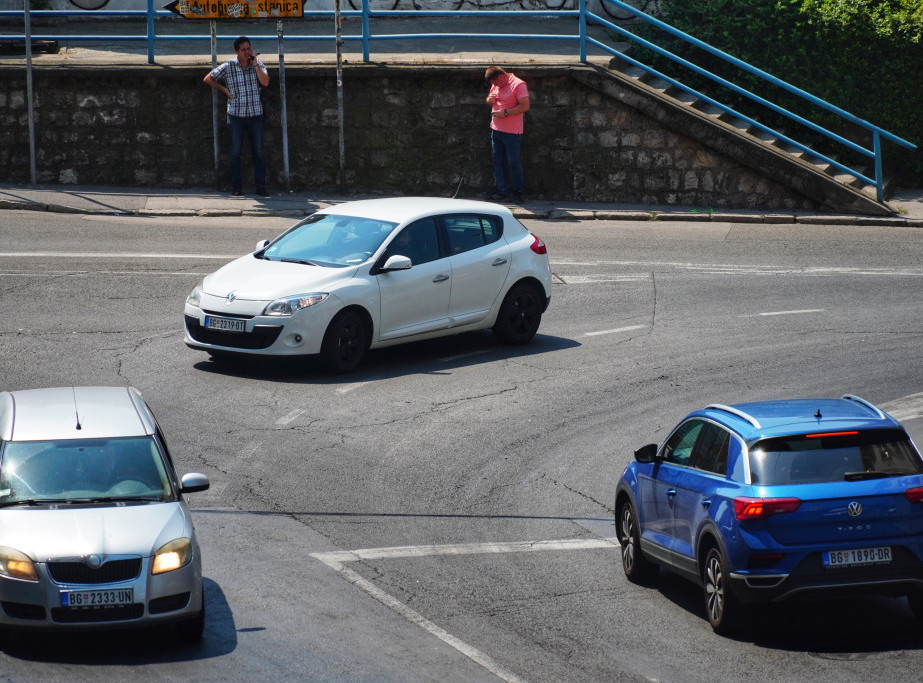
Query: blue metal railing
[{"left": 2, "top": 0, "right": 915, "bottom": 202}]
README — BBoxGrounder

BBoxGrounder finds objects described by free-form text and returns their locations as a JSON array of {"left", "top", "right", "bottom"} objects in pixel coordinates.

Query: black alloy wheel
[
  {"left": 493, "top": 283, "right": 543, "bottom": 345},
  {"left": 321, "top": 310, "right": 368, "bottom": 373}
]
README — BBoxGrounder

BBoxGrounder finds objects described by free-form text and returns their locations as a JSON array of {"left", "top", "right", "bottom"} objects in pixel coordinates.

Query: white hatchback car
[
  {"left": 184, "top": 197, "right": 552, "bottom": 372},
  {"left": 0, "top": 387, "right": 209, "bottom": 639}
]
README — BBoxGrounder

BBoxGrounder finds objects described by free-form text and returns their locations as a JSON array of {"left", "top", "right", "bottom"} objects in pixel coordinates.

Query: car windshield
[
  {"left": 0, "top": 436, "right": 173, "bottom": 505},
  {"left": 748, "top": 428, "right": 923, "bottom": 485},
  {"left": 261, "top": 214, "right": 399, "bottom": 268}
]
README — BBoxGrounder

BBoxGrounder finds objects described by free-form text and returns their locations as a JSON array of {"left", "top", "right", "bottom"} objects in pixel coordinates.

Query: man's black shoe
[
  {"left": 232, "top": 189, "right": 243, "bottom": 197},
  {"left": 488, "top": 192, "right": 508, "bottom": 201},
  {"left": 256, "top": 188, "right": 270, "bottom": 197},
  {"left": 511, "top": 193, "right": 525, "bottom": 204}
]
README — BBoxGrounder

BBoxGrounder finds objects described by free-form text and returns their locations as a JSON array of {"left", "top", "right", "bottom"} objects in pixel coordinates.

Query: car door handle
[
  {"left": 701, "top": 498, "right": 712, "bottom": 509},
  {"left": 433, "top": 274, "right": 450, "bottom": 283},
  {"left": 491, "top": 258, "right": 508, "bottom": 266},
  {"left": 666, "top": 489, "right": 676, "bottom": 499}
]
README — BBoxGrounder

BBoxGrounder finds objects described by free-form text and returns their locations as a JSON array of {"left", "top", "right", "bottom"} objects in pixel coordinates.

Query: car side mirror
[
  {"left": 180, "top": 472, "right": 210, "bottom": 493},
  {"left": 255, "top": 239, "right": 269, "bottom": 251},
  {"left": 381, "top": 254, "right": 412, "bottom": 271},
  {"left": 634, "top": 443, "right": 659, "bottom": 464}
]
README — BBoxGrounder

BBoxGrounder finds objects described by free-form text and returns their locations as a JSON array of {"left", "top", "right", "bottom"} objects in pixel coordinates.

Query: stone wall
[{"left": 0, "top": 64, "right": 818, "bottom": 210}]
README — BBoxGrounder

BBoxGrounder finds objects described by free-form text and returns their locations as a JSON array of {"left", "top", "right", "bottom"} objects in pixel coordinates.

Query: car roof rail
[
  {"left": 841, "top": 394, "right": 886, "bottom": 419},
  {"left": 706, "top": 403, "right": 762, "bottom": 429}
]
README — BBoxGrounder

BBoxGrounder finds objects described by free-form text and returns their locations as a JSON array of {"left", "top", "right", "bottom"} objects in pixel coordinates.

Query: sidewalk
[{"left": 2, "top": 183, "right": 922, "bottom": 225}]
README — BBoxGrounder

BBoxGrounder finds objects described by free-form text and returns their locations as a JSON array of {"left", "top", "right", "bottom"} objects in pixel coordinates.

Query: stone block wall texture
[{"left": 0, "top": 64, "right": 817, "bottom": 210}]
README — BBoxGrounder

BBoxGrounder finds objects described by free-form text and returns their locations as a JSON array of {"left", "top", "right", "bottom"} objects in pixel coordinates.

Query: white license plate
[
  {"left": 205, "top": 315, "right": 246, "bottom": 333},
  {"left": 823, "top": 546, "right": 892, "bottom": 568},
  {"left": 61, "top": 588, "right": 134, "bottom": 607}
]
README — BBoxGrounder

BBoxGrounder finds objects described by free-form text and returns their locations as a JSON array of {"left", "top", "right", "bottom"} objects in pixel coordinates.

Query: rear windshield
[{"left": 748, "top": 428, "right": 923, "bottom": 486}]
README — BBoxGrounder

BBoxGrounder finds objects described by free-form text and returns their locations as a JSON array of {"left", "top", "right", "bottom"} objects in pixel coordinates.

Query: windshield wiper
[
  {"left": 0, "top": 498, "right": 80, "bottom": 508},
  {"left": 280, "top": 257, "right": 320, "bottom": 267}
]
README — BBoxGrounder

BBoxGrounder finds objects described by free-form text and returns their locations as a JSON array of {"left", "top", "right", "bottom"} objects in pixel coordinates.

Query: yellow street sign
[{"left": 164, "top": 0, "right": 303, "bottom": 19}]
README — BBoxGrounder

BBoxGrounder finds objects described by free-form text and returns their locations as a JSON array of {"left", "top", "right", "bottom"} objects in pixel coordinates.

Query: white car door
[
  {"left": 444, "top": 214, "right": 512, "bottom": 327},
  {"left": 377, "top": 218, "right": 452, "bottom": 340}
]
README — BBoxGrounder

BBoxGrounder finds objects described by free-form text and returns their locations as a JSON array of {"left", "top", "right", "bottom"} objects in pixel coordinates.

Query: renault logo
[
  {"left": 847, "top": 501, "right": 863, "bottom": 517},
  {"left": 226, "top": 290, "right": 237, "bottom": 303}
]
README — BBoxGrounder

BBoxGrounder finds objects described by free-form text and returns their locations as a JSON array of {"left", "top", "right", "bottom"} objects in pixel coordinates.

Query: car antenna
[
  {"left": 452, "top": 177, "right": 464, "bottom": 199},
  {"left": 814, "top": 409, "right": 822, "bottom": 419},
  {"left": 72, "top": 387, "right": 82, "bottom": 430}
]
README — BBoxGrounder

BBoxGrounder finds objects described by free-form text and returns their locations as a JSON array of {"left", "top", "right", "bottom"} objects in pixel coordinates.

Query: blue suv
[{"left": 614, "top": 395, "right": 923, "bottom": 635}]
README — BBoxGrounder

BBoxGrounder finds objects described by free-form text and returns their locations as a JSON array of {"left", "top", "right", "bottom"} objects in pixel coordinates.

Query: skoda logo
[
  {"left": 847, "top": 501, "right": 863, "bottom": 517},
  {"left": 226, "top": 290, "right": 237, "bottom": 303},
  {"left": 85, "top": 554, "right": 103, "bottom": 569}
]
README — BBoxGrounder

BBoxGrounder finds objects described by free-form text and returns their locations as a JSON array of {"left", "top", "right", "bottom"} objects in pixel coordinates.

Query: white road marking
[
  {"left": 879, "top": 392, "right": 923, "bottom": 423},
  {"left": 311, "top": 536, "right": 617, "bottom": 683},
  {"left": 557, "top": 274, "right": 647, "bottom": 284},
  {"left": 740, "top": 309, "right": 825, "bottom": 318},
  {"left": 275, "top": 409, "right": 305, "bottom": 426},
  {"left": 239, "top": 442, "right": 263, "bottom": 459},
  {"left": 585, "top": 324, "right": 646, "bottom": 337},
  {"left": 337, "top": 381, "right": 372, "bottom": 395}
]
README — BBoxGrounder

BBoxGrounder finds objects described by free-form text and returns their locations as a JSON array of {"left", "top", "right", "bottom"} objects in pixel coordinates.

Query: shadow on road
[
  {"left": 653, "top": 569, "right": 923, "bottom": 652},
  {"left": 191, "top": 330, "right": 581, "bottom": 383}
]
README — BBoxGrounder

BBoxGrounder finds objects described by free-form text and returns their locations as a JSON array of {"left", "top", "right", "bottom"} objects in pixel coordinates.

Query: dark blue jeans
[
  {"left": 228, "top": 114, "right": 266, "bottom": 192},
  {"left": 490, "top": 129, "right": 523, "bottom": 196}
]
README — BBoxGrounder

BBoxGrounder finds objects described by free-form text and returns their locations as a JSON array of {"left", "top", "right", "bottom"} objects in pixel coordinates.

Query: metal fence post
[
  {"left": 24, "top": 0, "right": 37, "bottom": 185},
  {"left": 277, "top": 20, "right": 290, "bottom": 192}
]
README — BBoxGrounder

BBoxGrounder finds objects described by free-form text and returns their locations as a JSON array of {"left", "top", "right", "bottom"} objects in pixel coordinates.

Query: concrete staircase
[{"left": 569, "top": 60, "right": 894, "bottom": 216}]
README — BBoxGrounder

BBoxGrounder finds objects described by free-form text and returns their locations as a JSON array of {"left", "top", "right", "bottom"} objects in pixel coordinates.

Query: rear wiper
[
  {"left": 844, "top": 471, "right": 892, "bottom": 481},
  {"left": 280, "top": 258, "right": 319, "bottom": 267}
]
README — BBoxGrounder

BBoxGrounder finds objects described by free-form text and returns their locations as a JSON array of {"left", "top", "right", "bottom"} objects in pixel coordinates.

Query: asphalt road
[{"left": 1, "top": 211, "right": 922, "bottom": 681}]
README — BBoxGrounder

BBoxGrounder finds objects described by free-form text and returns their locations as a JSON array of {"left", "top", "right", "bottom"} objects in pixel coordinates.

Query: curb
[{"left": 2, "top": 198, "right": 920, "bottom": 226}]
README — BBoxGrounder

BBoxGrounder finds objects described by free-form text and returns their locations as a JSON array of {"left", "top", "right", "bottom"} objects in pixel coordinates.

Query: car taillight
[
  {"left": 529, "top": 234, "right": 547, "bottom": 255},
  {"left": 905, "top": 487, "right": 923, "bottom": 503},
  {"left": 734, "top": 497, "right": 801, "bottom": 520}
]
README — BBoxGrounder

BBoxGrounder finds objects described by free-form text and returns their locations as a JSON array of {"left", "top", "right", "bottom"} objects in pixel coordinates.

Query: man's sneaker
[
  {"left": 488, "top": 192, "right": 508, "bottom": 201},
  {"left": 511, "top": 193, "right": 525, "bottom": 204}
]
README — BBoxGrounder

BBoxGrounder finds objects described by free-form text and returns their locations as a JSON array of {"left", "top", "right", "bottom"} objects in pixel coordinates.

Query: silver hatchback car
[{"left": 0, "top": 387, "right": 209, "bottom": 639}]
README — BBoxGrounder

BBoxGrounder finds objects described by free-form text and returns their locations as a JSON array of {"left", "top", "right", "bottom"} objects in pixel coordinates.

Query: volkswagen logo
[
  {"left": 847, "top": 501, "right": 863, "bottom": 517},
  {"left": 85, "top": 554, "right": 103, "bottom": 569},
  {"left": 226, "top": 290, "right": 237, "bottom": 303}
]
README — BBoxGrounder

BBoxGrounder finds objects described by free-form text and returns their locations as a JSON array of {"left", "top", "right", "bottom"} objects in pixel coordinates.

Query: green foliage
[{"left": 633, "top": 0, "right": 923, "bottom": 184}]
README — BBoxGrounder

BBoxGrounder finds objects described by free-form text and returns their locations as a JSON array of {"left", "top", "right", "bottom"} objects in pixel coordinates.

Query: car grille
[
  {"left": 48, "top": 558, "right": 141, "bottom": 584},
  {"left": 1, "top": 601, "right": 46, "bottom": 620},
  {"left": 149, "top": 592, "right": 191, "bottom": 614},
  {"left": 51, "top": 604, "right": 144, "bottom": 623},
  {"left": 185, "top": 314, "right": 283, "bottom": 350}
]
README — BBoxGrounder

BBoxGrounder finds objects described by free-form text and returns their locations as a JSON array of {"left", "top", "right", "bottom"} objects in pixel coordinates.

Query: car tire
[
  {"left": 320, "top": 309, "right": 368, "bottom": 373},
  {"left": 703, "top": 546, "right": 741, "bottom": 635},
  {"left": 617, "top": 500, "right": 658, "bottom": 584},
  {"left": 175, "top": 600, "right": 205, "bottom": 641},
  {"left": 492, "top": 282, "right": 543, "bottom": 345}
]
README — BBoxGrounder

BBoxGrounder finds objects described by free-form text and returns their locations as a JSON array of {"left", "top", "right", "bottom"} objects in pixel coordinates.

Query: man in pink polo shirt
[{"left": 485, "top": 65, "right": 530, "bottom": 204}]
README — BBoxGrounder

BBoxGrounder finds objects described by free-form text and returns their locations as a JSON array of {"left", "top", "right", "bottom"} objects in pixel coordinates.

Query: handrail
[
  {"left": 592, "top": 0, "right": 916, "bottom": 202},
  {"left": 2, "top": 0, "right": 915, "bottom": 203}
]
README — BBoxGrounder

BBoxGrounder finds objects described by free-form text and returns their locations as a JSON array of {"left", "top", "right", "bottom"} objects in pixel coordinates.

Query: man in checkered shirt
[{"left": 204, "top": 36, "right": 271, "bottom": 197}]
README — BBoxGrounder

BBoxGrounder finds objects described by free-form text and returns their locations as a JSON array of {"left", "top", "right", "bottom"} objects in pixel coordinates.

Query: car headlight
[
  {"left": 152, "top": 538, "right": 193, "bottom": 575},
  {"left": 0, "top": 546, "right": 38, "bottom": 582},
  {"left": 186, "top": 281, "right": 203, "bottom": 309},
  {"left": 262, "top": 293, "right": 328, "bottom": 316}
]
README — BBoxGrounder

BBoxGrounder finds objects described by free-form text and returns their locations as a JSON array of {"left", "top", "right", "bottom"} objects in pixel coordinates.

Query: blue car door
[
  {"left": 638, "top": 419, "right": 705, "bottom": 561},
  {"left": 669, "top": 423, "right": 731, "bottom": 575}
]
